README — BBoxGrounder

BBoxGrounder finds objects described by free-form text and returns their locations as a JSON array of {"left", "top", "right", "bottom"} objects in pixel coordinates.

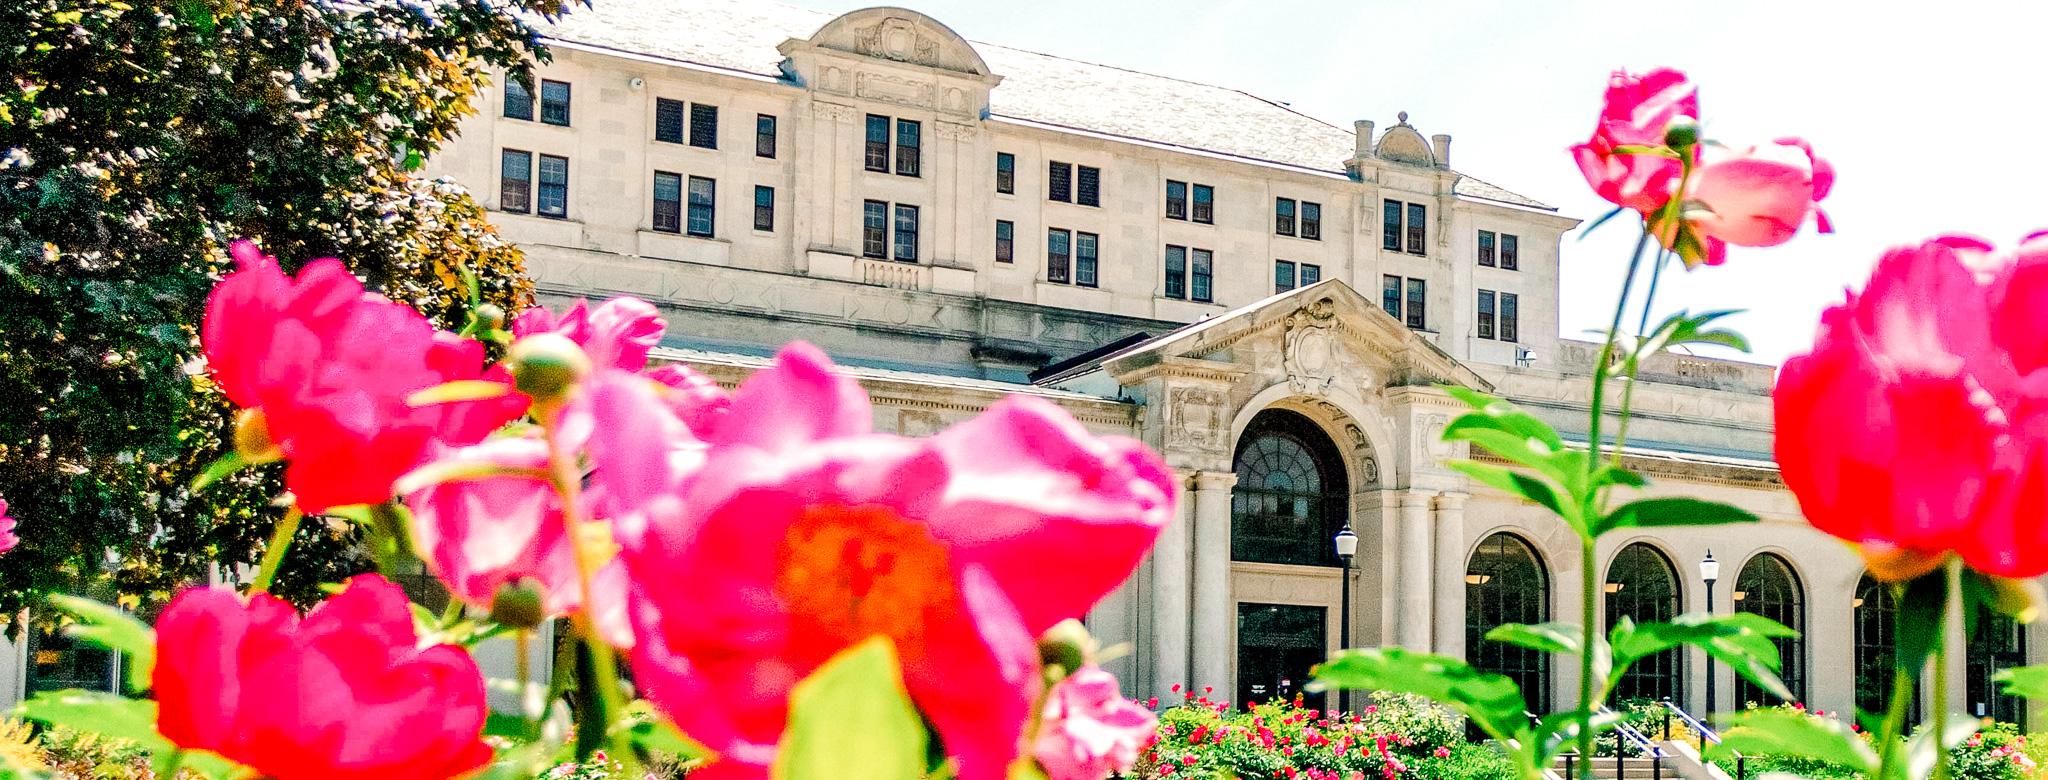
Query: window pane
[
  {"left": 1048, "top": 162, "right": 1072, "bottom": 202},
  {"left": 995, "top": 220, "right": 1014, "bottom": 263},
  {"left": 864, "top": 115, "right": 890, "bottom": 172},
  {"left": 1300, "top": 264, "right": 1320, "bottom": 286},
  {"left": 893, "top": 204, "right": 920, "bottom": 262},
  {"left": 1381, "top": 275, "right": 1401, "bottom": 319},
  {"left": 537, "top": 154, "right": 568, "bottom": 218},
  {"left": 895, "top": 120, "right": 921, "bottom": 177},
  {"left": 996, "top": 152, "right": 1015, "bottom": 194},
  {"left": 1077, "top": 165, "right": 1100, "bottom": 207},
  {"left": 1166, "top": 180, "right": 1187, "bottom": 220},
  {"left": 540, "top": 80, "right": 571, "bottom": 126},
  {"left": 1407, "top": 203, "right": 1427, "bottom": 254},
  {"left": 654, "top": 98, "right": 685, "bottom": 144},
  {"left": 1301, "top": 202, "right": 1321, "bottom": 240},
  {"left": 1477, "top": 290, "right": 1495, "bottom": 340},
  {"left": 1478, "top": 230, "right": 1496, "bottom": 267},
  {"left": 862, "top": 200, "right": 887, "bottom": 258},
  {"left": 503, "top": 78, "right": 534, "bottom": 121},
  {"left": 1076, "top": 232, "right": 1099, "bottom": 287},
  {"left": 1164, "top": 245, "right": 1187, "bottom": 299},
  {"left": 686, "top": 175, "right": 715, "bottom": 237},
  {"left": 755, "top": 114, "right": 777, "bottom": 158},
  {"left": 1192, "top": 184, "right": 1214, "bottom": 224},
  {"left": 1406, "top": 278, "right": 1426, "bottom": 329},
  {"left": 1274, "top": 260, "right": 1296, "bottom": 293},
  {"left": 1047, "top": 228, "right": 1070, "bottom": 283},
  {"left": 1275, "top": 198, "right": 1295, "bottom": 237},
  {"left": 1383, "top": 199, "right": 1401, "bottom": 250},
  {"left": 499, "top": 149, "right": 531, "bottom": 214},
  {"left": 1502, "top": 234, "right": 1520, "bottom": 270},
  {"left": 1191, "top": 249, "right": 1213, "bottom": 303},
  {"left": 753, "top": 185, "right": 774, "bottom": 232},
  {"left": 688, "top": 104, "right": 718, "bottom": 149},
  {"left": 651, "top": 171, "right": 681, "bottom": 233},
  {"left": 1501, "top": 293, "right": 1518, "bottom": 342}
]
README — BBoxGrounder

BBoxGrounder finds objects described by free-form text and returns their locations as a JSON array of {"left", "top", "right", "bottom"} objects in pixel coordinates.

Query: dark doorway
[
  {"left": 1967, "top": 605, "right": 2027, "bottom": 726},
  {"left": 1854, "top": 574, "right": 1921, "bottom": 728},
  {"left": 1733, "top": 553, "right": 1806, "bottom": 706},
  {"left": 1237, "top": 602, "right": 1327, "bottom": 710}
]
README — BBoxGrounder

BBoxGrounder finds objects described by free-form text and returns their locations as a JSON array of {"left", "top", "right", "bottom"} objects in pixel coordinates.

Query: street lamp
[
  {"left": 1334, "top": 525, "right": 1359, "bottom": 712},
  {"left": 1700, "top": 550, "right": 1721, "bottom": 718}
]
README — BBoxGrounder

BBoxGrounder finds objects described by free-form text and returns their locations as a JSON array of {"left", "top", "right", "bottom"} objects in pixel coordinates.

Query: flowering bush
[
  {"left": 1708, "top": 705, "right": 2043, "bottom": 780},
  {"left": 1140, "top": 691, "right": 1502, "bottom": 779}
]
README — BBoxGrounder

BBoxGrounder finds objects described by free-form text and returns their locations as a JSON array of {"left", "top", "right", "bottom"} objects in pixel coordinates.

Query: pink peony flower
[
  {"left": 201, "top": 241, "right": 521, "bottom": 511},
  {"left": 512, "top": 297, "right": 666, "bottom": 373},
  {"left": 1032, "top": 666, "right": 1156, "bottom": 780},
  {"left": 1776, "top": 234, "right": 2048, "bottom": 579},
  {"left": 619, "top": 343, "right": 1173, "bottom": 780},
  {"left": 1657, "top": 137, "right": 1834, "bottom": 268},
  {"left": 153, "top": 574, "right": 491, "bottom": 780},
  {"left": 1571, "top": 67, "right": 1697, "bottom": 215},
  {"left": 0, "top": 497, "right": 15, "bottom": 554}
]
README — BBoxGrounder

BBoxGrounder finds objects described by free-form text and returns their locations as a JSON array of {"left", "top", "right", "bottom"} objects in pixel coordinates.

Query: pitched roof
[{"left": 532, "top": 0, "right": 1555, "bottom": 210}]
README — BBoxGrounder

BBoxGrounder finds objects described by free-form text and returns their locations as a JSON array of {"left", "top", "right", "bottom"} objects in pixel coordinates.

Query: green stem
[
  {"left": 1577, "top": 535, "right": 1600, "bottom": 763},
  {"left": 367, "top": 501, "right": 412, "bottom": 576},
  {"left": 539, "top": 403, "right": 640, "bottom": 771},
  {"left": 248, "top": 507, "right": 302, "bottom": 594},
  {"left": 1585, "top": 230, "right": 1654, "bottom": 475},
  {"left": 1872, "top": 583, "right": 1915, "bottom": 780},
  {"left": 1932, "top": 562, "right": 1960, "bottom": 780},
  {"left": 1610, "top": 248, "right": 1672, "bottom": 466}
]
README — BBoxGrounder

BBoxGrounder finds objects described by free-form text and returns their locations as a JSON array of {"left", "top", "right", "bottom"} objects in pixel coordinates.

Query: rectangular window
[
  {"left": 753, "top": 185, "right": 774, "bottom": 232},
  {"left": 864, "top": 114, "right": 890, "bottom": 173},
  {"left": 1501, "top": 293, "right": 1519, "bottom": 342},
  {"left": 651, "top": 171, "right": 681, "bottom": 233},
  {"left": 1383, "top": 199, "right": 1402, "bottom": 250},
  {"left": 895, "top": 120, "right": 921, "bottom": 177},
  {"left": 862, "top": 200, "right": 888, "bottom": 258},
  {"left": 540, "top": 80, "right": 571, "bottom": 126},
  {"left": 503, "top": 78, "right": 534, "bottom": 121},
  {"left": 1275, "top": 197, "right": 1296, "bottom": 237},
  {"left": 1300, "top": 263, "right": 1320, "bottom": 286},
  {"left": 685, "top": 175, "right": 714, "bottom": 237},
  {"left": 995, "top": 220, "right": 1014, "bottom": 263},
  {"left": 893, "top": 204, "right": 920, "bottom": 262},
  {"left": 996, "top": 152, "right": 1015, "bottom": 194},
  {"left": 1192, "top": 184, "right": 1214, "bottom": 224},
  {"left": 499, "top": 149, "right": 532, "bottom": 214},
  {"left": 537, "top": 154, "right": 568, "bottom": 218},
  {"left": 688, "top": 104, "right": 718, "bottom": 149},
  {"left": 755, "top": 114, "right": 777, "bottom": 158},
  {"left": 1164, "top": 245, "right": 1187, "bottom": 300},
  {"left": 1301, "top": 202, "right": 1321, "bottom": 240},
  {"left": 654, "top": 98, "right": 686, "bottom": 144},
  {"left": 1406, "top": 277, "right": 1427, "bottom": 329},
  {"left": 1381, "top": 275, "right": 1402, "bottom": 319},
  {"left": 1477, "top": 289, "right": 1496, "bottom": 339},
  {"left": 1191, "top": 248, "right": 1213, "bottom": 303},
  {"left": 1047, "top": 228, "right": 1071, "bottom": 283},
  {"left": 1275, "top": 259, "right": 1297, "bottom": 293},
  {"left": 1478, "top": 230, "right": 1497, "bottom": 267},
  {"left": 1076, "top": 165, "right": 1101, "bottom": 207},
  {"left": 1165, "top": 180, "right": 1187, "bottom": 220},
  {"left": 1502, "top": 234, "right": 1520, "bottom": 271},
  {"left": 1048, "top": 162, "right": 1073, "bottom": 203},
  {"left": 1407, "top": 202, "right": 1427, "bottom": 255},
  {"left": 1076, "top": 232, "right": 1099, "bottom": 288}
]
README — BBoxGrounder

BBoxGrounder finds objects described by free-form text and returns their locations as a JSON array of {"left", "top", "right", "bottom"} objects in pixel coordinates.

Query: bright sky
[{"left": 780, "top": 0, "right": 2048, "bottom": 365}]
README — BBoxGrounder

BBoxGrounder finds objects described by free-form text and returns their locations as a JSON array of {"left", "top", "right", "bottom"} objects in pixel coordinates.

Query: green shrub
[{"left": 1141, "top": 690, "right": 1504, "bottom": 779}]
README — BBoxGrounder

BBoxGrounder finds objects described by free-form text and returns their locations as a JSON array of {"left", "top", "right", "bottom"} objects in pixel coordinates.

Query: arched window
[
  {"left": 1855, "top": 574, "right": 1920, "bottom": 727},
  {"left": 1967, "top": 606, "right": 2027, "bottom": 726},
  {"left": 1231, "top": 410, "right": 1349, "bottom": 567},
  {"left": 1733, "top": 553, "right": 1806, "bottom": 706},
  {"left": 1467, "top": 532, "right": 1551, "bottom": 710},
  {"left": 1606, "top": 543, "right": 1683, "bottom": 704}
]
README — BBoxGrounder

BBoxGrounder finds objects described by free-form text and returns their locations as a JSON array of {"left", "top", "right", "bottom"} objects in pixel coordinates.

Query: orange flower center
[{"left": 774, "top": 504, "right": 956, "bottom": 661}]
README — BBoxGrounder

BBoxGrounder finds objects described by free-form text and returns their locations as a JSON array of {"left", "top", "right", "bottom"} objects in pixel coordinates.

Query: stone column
[
  {"left": 1396, "top": 489, "right": 1438, "bottom": 649},
  {"left": 1432, "top": 492, "right": 1469, "bottom": 658},
  {"left": 1189, "top": 470, "right": 1239, "bottom": 695},
  {"left": 1150, "top": 470, "right": 1196, "bottom": 697}
]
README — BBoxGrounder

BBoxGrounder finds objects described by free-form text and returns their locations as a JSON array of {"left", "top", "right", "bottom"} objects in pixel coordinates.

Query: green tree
[{"left": 0, "top": 0, "right": 557, "bottom": 619}]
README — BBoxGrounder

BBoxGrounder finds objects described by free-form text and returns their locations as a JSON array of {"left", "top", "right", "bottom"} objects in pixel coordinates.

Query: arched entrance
[
  {"left": 1607, "top": 543, "right": 1683, "bottom": 705},
  {"left": 1467, "top": 532, "right": 1551, "bottom": 711},
  {"left": 1733, "top": 553, "right": 1805, "bottom": 706},
  {"left": 1231, "top": 408, "right": 1350, "bottom": 709}
]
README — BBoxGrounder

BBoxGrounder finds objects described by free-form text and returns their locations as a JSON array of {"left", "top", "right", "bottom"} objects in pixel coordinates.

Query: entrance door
[{"left": 1237, "top": 603, "right": 1327, "bottom": 710}]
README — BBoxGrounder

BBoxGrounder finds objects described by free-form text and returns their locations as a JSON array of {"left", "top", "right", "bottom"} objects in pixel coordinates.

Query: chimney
[
  {"left": 1430, "top": 133, "right": 1452, "bottom": 169},
  {"left": 1354, "top": 120, "right": 1376, "bottom": 159}
]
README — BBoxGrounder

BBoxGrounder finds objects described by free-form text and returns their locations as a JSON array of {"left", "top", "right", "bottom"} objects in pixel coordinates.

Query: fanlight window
[
  {"left": 1606, "top": 543, "right": 1683, "bottom": 705},
  {"left": 1733, "top": 553, "right": 1806, "bottom": 706},
  {"left": 1467, "top": 533, "right": 1551, "bottom": 710},
  {"left": 1231, "top": 410, "right": 1349, "bottom": 567}
]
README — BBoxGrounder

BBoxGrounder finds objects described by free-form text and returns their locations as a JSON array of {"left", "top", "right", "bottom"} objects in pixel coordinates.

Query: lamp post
[
  {"left": 1700, "top": 550, "right": 1720, "bottom": 718},
  {"left": 1334, "top": 525, "right": 1359, "bottom": 713}
]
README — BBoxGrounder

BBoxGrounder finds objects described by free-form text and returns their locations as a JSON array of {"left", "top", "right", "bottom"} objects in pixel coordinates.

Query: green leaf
[
  {"left": 1439, "top": 387, "right": 1565, "bottom": 451},
  {"left": 405, "top": 379, "right": 514, "bottom": 407},
  {"left": 619, "top": 700, "right": 707, "bottom": 764},
  {"left": 1895, "top": 574, "right": 1946, "bottom": 675},
  {"left": 1608, "top": 614, "right": 1795, "bottom": 702},
  {"left": 1904, "top": 712, "right": 1979, "bottom": 780},
  {"left": 1995, "top": 665, "right": 2048, "bottom": 701},
  {"left": 189, "top": 451, "right": 247, "bottom": 492},
  {"left": 1448, "top": 461, "right": 1577, "bottom": 532},
  {"left": 1713, "top": 709, "right": 1877, "bottom": 773},
  {"left": 1311, "top": 647, "right": 1528, "bottom": 745},
  {"left": 13, "top": 691, "right": 242, "bottom": 780},
  {"left": 1578, "top": 206, "right": 1630, "bottom": 239},
  {"left": 1598, "top": 497, "right": 1757, "bottom": 535},
  {"left": 44, "top": 595, "right": 154, "bottom": 693},
  {"left": 772, "top": 638, "right": 928, "bottom": 780},
  {"left": 1484, "top": 622, "right": 1581, "bottom": 656},
  {"left": 1445, "top": 427, "right": 1572, "bottom": 486}
]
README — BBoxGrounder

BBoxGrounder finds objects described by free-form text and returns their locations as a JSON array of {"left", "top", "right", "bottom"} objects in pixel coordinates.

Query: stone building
[{"left": 3, "top": 0, "right": 2034, "bottom": 729}]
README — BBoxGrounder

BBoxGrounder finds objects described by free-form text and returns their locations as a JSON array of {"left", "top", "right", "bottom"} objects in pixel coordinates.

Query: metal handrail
[
  {"left": 1595, "top": 706, "right": 1667, "bottom": 780},
  {"left": 1656, "top": 699, "right": 1747, "bottom": 780}
]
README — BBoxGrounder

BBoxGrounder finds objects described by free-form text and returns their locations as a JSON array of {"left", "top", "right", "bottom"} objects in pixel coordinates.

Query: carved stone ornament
[
  {"left": 855, "top": 18, "right": 941, "bottom": 67},
  {"left": 1283, "top": 297, "right": 1341, "bottom": 395},
  {"left": 1167, "top": 386, "right": 1228, "bottom": 453}
]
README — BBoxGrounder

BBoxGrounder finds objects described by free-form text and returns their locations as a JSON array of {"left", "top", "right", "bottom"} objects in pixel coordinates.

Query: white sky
[{"left": 778, "top": 0, "right": 2048, "bottom": 365}]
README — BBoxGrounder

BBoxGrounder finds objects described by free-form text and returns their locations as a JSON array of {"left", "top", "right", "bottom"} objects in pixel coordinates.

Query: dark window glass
[
  {"left": 1230, "top": 410, "right": 1349, "bottom": 567},
  {"left": 503, "top": 78, "right": 534, "bottom": 121},
  {"left": 1405, "top": 277, "right": 1426, "bottom": 329},
  {"left": 651, "top": 171, "right": 681, "bottom": 233},
  {"left": 1192, "top": 184, "right": 1214, "bottom": 224},
  {"left": 1275, "top": 197, "right": 1296, "bottom": 237},
  {"left": 1735, "top": 554, "right": 1807, "bottom": 707},
  {"left": 1237, "top": 602, "right": 1328, "bottom": 711},
  {"left": 1191, "top": 248, "right": 1213, "bottom": 302},
  {"left": 1077, "top": 165, "right": 1100, "bottom": 207},
  {"left": 688, "top": 104, "right": 718, "bottom": 149},
  {"left": 1381, "top": 275, "right": 1402, "bottom": 319},
  {"left": 1407, "top": 202, "right": 1427, "bottom": 254},
  {"left": 996, "top": 152, "right": 1015, "bottom": 194},
  {"left": 1477, "top": 290, "right": 1496, "bottom": 340},
  {"left": 1968, "top": 605, "right": 2028, "bottom": 726},
  {"left": 1478, "top": 230, "right": 1497, "bottom": 267},
  {"left": 1607, "top": 544, "right": 1685, "bottom": 705},
  {"left": 25, "top": 624, "right": 117, "bottom": 695},
  {"left": 1047, "top": 228, "right": 1071, "bottom": 283},
  {"left": 1502, "top": 234, "right": 1520, "bottom": 270},
  {"left": 1500, "top": 293, "right": 1519, "bottom": 342},
  {"left": 537, "top": 154, "right": 568, "bottom": 218},
  {"left": 1274, "top": 260, "right": 1296, "bottom": 293},
  {"left": 1048, "top": 162, "right": 1072, "bottom": 203},
  {"left": 1076, "top": 232, "right": 1099, "bottom": 288},
  {"left": 995, "top": 220, "right": 1014, "bottom": 263},
  {"left": 1857, "top": 575, "right": 1923, "bottom": 727},
  {"left": 755, "top": 114, "right": 777, "bottom": 158},
  {"left": 753, "top": 185, "right": 774, "bottom": 232},
  {"left": 1166, "top": 180, "right": 1187, "bottom": 220},
  {"left": 893, "top": 204, "right": 919, "bottom": 262},
  {"left": 895, "top": 120, "right": 921, "bottom": 177},
  {"left": 685, "top": 175, "right": 714, "bottom": 237},
  {"left": 540, "top": 80, "right": 571, "bottom": 126},
  {"left": 1301, "top": 202, "right": 1321, "bottom": 240},
  {"left": 1383, "top": 199, "right": 1402, "bottom": 250},
  {"left": 499, "top": 149, "right": 532, "bottom": 214},
  {"left": 1467, "top": 533, "right": 1551, "bottom": 716},
  {"left": 1164, "top": 245, "right": 1187, "bottom": 300},
  {"left": 864, "top": 115, "right": 890, "bottom": 173},
  {"left": 654, "top": 98, "right": 685, "bottom": 144},
  {"left": 1300, "top": 264, "right": 1320, "bottom": 286},
  {"left": 862, "top": 200, "right": 888, "bottom": 258}
]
